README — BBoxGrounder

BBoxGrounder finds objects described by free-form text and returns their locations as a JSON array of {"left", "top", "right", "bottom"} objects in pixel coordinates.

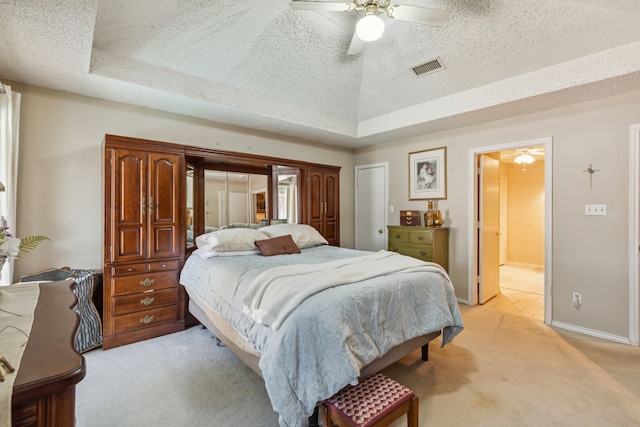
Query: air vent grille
[{"left": 412, "top": 58, "right": 444, "bottom": 77}]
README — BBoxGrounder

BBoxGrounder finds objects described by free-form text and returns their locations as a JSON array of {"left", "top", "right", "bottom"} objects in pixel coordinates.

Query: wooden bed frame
[{"left": 187, "top": 294, "right": 441, "bottom": 426}]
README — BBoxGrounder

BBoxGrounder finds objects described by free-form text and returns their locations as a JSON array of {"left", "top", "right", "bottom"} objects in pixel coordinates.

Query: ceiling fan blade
[
  {"left": 347, "top": 30, "right": 366, "bottom": 55},
  {"left": 388, "top": 5, "right": 449, "bottom": 27},
  {"left": 291, "top": 1, "right": 352, "bottom": 12}
]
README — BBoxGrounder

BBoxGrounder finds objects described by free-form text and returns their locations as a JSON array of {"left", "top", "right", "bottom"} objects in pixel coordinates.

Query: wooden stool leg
[
  {"left": 321, "top": 403, "right": 333, "bottom": 427},
  {"left": 408, "top": 396, "right": 419, "bottom": 427}
]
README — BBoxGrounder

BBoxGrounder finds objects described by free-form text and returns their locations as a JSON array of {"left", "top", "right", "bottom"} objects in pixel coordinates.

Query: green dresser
[{"left": 387, "top": 225, "right": 449, "bottom": 271}]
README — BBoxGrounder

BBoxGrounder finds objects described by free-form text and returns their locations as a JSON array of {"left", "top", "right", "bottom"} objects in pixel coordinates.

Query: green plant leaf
[{"left": 19, "top": 235, "right": 50, "bottom": 256}]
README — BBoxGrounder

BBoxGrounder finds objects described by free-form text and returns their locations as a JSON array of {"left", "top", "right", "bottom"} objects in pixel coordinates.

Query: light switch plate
[{"left": 585, "top": 204, "right": 607, "bottom": 216}]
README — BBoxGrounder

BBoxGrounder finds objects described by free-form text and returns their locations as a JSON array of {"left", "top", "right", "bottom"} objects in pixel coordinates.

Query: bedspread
[
  {"left": 243, "top": 250, "right": 451, "bottom": 331},
  {"left": 180, "top": 246, "right": 463, "bottom": 427}
]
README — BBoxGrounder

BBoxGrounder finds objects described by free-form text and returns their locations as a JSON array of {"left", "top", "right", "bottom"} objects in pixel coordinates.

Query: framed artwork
[{"left": 408, "top": 147, "right": 447, "bottom": 200}]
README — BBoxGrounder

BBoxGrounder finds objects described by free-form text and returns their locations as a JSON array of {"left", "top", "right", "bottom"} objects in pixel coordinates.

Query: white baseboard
[
  {"left": 457, "top": 297, "right": 470, "bottom": 305},
  {"left": 551, "top": 320, "right": 631, "bottom": 345}
]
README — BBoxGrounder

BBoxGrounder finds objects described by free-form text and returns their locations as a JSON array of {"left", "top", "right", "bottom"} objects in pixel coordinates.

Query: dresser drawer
[
  {"left": 388, "top": 229, "right": 409, "bottom": 242},
  {"left": 112, "top": 270, "right": 178, "bottom": 295},
  {"left": 113, "top": 305, "right": 178, "bottom": 334},
  {"left": 113, "top": 288, "right": 179, "bottom": 315},
  {"left": 409, "top": 230, "right": 433, "bottom": 245},
  {"left": 389, "top": 242, "right": 434, "bottom": 261}
]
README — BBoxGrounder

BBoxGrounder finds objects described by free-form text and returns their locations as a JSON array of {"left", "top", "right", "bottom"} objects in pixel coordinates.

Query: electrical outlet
[
  {"left": 585, "top": 204, "right": 607, "bottom": 216},
  {"left": 573, "top": 292, "right": 582, "bottom": 307}
]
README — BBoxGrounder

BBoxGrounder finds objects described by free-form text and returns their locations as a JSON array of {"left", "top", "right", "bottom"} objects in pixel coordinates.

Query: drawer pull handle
[
  {"left": 140, "top": 278, "right": 155, "bottom": 287},
  {"left": 392, "top": 248, "right": 398, "bottom": 252},
  {"left": 140, "top": 297, "right": 155, "bottom": 306},
  {"left": 162, "top": 264, "right": 167, "bottom": 268},
  {"left": 140, "top": 315, "right": 154, "bottom": 324},
  {"left": 395, "top": 234, "right": 401, "bottom": 238},
  {"left": 418, "top": 235, "right": 424, "bottom": 240},
  {"left": 420, "top": 250, "right": 427, "bottom": 256},
  {"left": 128, "top": 268, "right": 133, "bottom": 272}
]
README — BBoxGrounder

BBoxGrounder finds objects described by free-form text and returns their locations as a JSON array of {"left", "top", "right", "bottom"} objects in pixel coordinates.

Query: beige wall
[
  {"left": 10, "top": 82, "right": 355, "bottom": 280},
  {"left": 505, "top": 160, "right": 545, "bottom": 267},
  {"left": 10, "top": 80, "right": 640, "bottom": 341},
  {"left": 356, "top": 90, "right": 640, "bottom": 339}
]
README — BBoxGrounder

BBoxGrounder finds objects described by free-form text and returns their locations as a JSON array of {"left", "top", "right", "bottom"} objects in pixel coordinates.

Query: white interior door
[
  {"left": 479, "top": 154, "right": 501, "bottom": 304},
  {"left": 355, "top": 163, "right": 388, "bottom": 251}
]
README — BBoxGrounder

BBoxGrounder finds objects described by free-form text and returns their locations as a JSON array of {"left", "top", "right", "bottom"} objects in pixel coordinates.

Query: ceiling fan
[{"left": 291, "top": 0, "right": 450, "bottom": 55}]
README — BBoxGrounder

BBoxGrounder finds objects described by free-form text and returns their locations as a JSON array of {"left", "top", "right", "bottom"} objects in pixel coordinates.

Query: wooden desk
[{"left": 11, "top": 281, "right": 86, "bottom": 426}]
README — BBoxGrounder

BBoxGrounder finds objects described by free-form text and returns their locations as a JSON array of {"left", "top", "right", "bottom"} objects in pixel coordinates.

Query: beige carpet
[
  {"left": 76, "top": 304, "right": 640, "bottom": 427},
  {"left": 383, "top": 305, "right": 640, "bottom": 426}
]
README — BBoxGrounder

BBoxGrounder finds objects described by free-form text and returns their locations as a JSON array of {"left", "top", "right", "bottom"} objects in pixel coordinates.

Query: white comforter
[{"left": 242, "top": 250, "right": 450, "bottom": 331}]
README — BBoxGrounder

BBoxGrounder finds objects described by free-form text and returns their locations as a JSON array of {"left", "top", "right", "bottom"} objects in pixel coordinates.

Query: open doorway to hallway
[{"left": 478, "top": 146, "right": 545, "bottom": 321}]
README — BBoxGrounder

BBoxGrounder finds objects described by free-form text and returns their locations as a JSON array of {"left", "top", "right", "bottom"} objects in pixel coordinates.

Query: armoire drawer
[
  {"left": 113, "top": 288, "right": 179, "bottom": 315},
  {"left": 113, "top": 305, "right": 179, "bottom": 334},
  {"left": 112, "top": 270, "right": 178, "bottom": 295},
  {"left": 112, "top": 259, "right": 180, "bottom": 276}
]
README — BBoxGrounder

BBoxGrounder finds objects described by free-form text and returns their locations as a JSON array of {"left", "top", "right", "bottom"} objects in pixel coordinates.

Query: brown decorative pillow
[{"left": 255, "top": 234, "right": 301, "bottom": 256}]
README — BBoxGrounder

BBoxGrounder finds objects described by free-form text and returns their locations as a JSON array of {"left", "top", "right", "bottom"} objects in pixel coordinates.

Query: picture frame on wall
[{"left": 408, "top": 147, "right": 447, "bottom": 200}]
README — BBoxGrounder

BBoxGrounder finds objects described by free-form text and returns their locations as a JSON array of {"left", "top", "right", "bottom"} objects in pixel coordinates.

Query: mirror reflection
[
  {"left": 186, "top": 165, "right": 195, "bottom": 248},
  {"left": 276, "top": 174, "right": 298, "bottom": 224},
  {"left": 204, "top": 170, "right": 268, "bottom": 230}
]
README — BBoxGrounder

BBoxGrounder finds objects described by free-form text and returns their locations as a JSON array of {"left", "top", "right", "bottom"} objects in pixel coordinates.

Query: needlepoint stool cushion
[{"left": 325, "top": 373, "right": 415, "bottom": 427}]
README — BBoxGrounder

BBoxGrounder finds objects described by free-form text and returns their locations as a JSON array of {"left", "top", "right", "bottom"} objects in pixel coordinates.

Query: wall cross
[{"left": 582, "top": 164, "right": 599, "bottom": 189}]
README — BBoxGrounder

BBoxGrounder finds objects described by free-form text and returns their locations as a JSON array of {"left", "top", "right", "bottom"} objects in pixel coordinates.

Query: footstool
[{"left": 321, "top": 373, "right": 418, "bottom": 427}]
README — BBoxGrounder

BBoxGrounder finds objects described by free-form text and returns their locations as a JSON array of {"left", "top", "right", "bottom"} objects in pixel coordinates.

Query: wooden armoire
[
  {"left": 305, "top": 169, "right": 340, "bottom": 246},
  {"left": 103, "top": 135, "right": 185, "bottom": 349}
]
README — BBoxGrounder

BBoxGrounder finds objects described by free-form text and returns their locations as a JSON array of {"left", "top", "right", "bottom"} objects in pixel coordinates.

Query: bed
[{"left": 179, "top": 224, "right": 464, "bottom": 427}]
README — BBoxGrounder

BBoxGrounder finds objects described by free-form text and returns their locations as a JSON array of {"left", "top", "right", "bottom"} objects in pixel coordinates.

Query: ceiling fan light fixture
[
  {"left": 356, "top": 14, "right": 385, "bottom": 41},
  {"left": 514, "top": 153, "right": 535, "bottom": 164}
]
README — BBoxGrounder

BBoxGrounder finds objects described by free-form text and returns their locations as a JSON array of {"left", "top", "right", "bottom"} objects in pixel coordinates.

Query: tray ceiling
[{"left": 1, "top": 0, "right": 640, "bottom": 149}]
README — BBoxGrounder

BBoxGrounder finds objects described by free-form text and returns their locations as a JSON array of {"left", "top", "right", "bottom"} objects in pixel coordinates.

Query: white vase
[{"left": 0, "top": 255, "right": 6, "bottom": 281}]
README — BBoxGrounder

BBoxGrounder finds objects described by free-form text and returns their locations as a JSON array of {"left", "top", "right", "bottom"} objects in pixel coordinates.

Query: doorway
[
  {"left": 355, "top": 163, "right": 388, "bottom": 251},
  {"left": 469, "top": 138, "right": 553, "bottom": 324}
]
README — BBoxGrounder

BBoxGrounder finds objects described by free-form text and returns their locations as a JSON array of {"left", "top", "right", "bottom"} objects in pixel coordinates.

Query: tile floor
[{"left": 483, "top": 264, "right": 544, "bottom": 322}]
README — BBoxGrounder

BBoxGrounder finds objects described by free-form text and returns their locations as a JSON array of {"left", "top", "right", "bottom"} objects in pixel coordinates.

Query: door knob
[{"left": 378, "top": 229, "right": 383, "bottom": 233}]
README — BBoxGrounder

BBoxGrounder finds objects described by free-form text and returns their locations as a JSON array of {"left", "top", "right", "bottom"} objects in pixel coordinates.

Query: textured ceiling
[{"left": 2, "top": 1, "right": 640, "bottom": 149}]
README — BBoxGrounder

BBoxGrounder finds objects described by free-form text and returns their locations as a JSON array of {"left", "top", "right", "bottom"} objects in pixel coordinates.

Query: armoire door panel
[
  {"left": 113, "top": 149, "right": 147, "bottom": 262},
  {"left": 152, "top": 227, "right": 178, "bottom": 256},
  {"left": 324, "top": 172, "right": 338, "bottom": 221},
  {"left": 149, "top": 154, "right": 179, "bottom": 222},
  {"left": 308, "top": 171, "right": 323, "bottom": 222},
  {"left": 117, "top": 228, "right": 145, "bottom": 260},
  {"left": 148, "top": 152, "right": 181, "bottom": 259},
  {"left": 325, "top": 171, "right": 340, "bottom": 245}
]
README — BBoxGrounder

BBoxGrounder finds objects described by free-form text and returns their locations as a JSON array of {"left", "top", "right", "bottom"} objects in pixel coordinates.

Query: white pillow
[
  {"left": 259, "top": 224, "right": 328, "bottom": 248},
  {"left": 195, "top": 228, "right": 270, "bottom": 253},
  {"left": 195, "top": 249, "right": 256, "bottom": 259}
]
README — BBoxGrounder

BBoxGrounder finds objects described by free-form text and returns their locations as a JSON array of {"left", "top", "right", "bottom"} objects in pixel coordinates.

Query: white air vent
[{"left": 412, "top": 58, "right": 445, "bottom": 78}]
